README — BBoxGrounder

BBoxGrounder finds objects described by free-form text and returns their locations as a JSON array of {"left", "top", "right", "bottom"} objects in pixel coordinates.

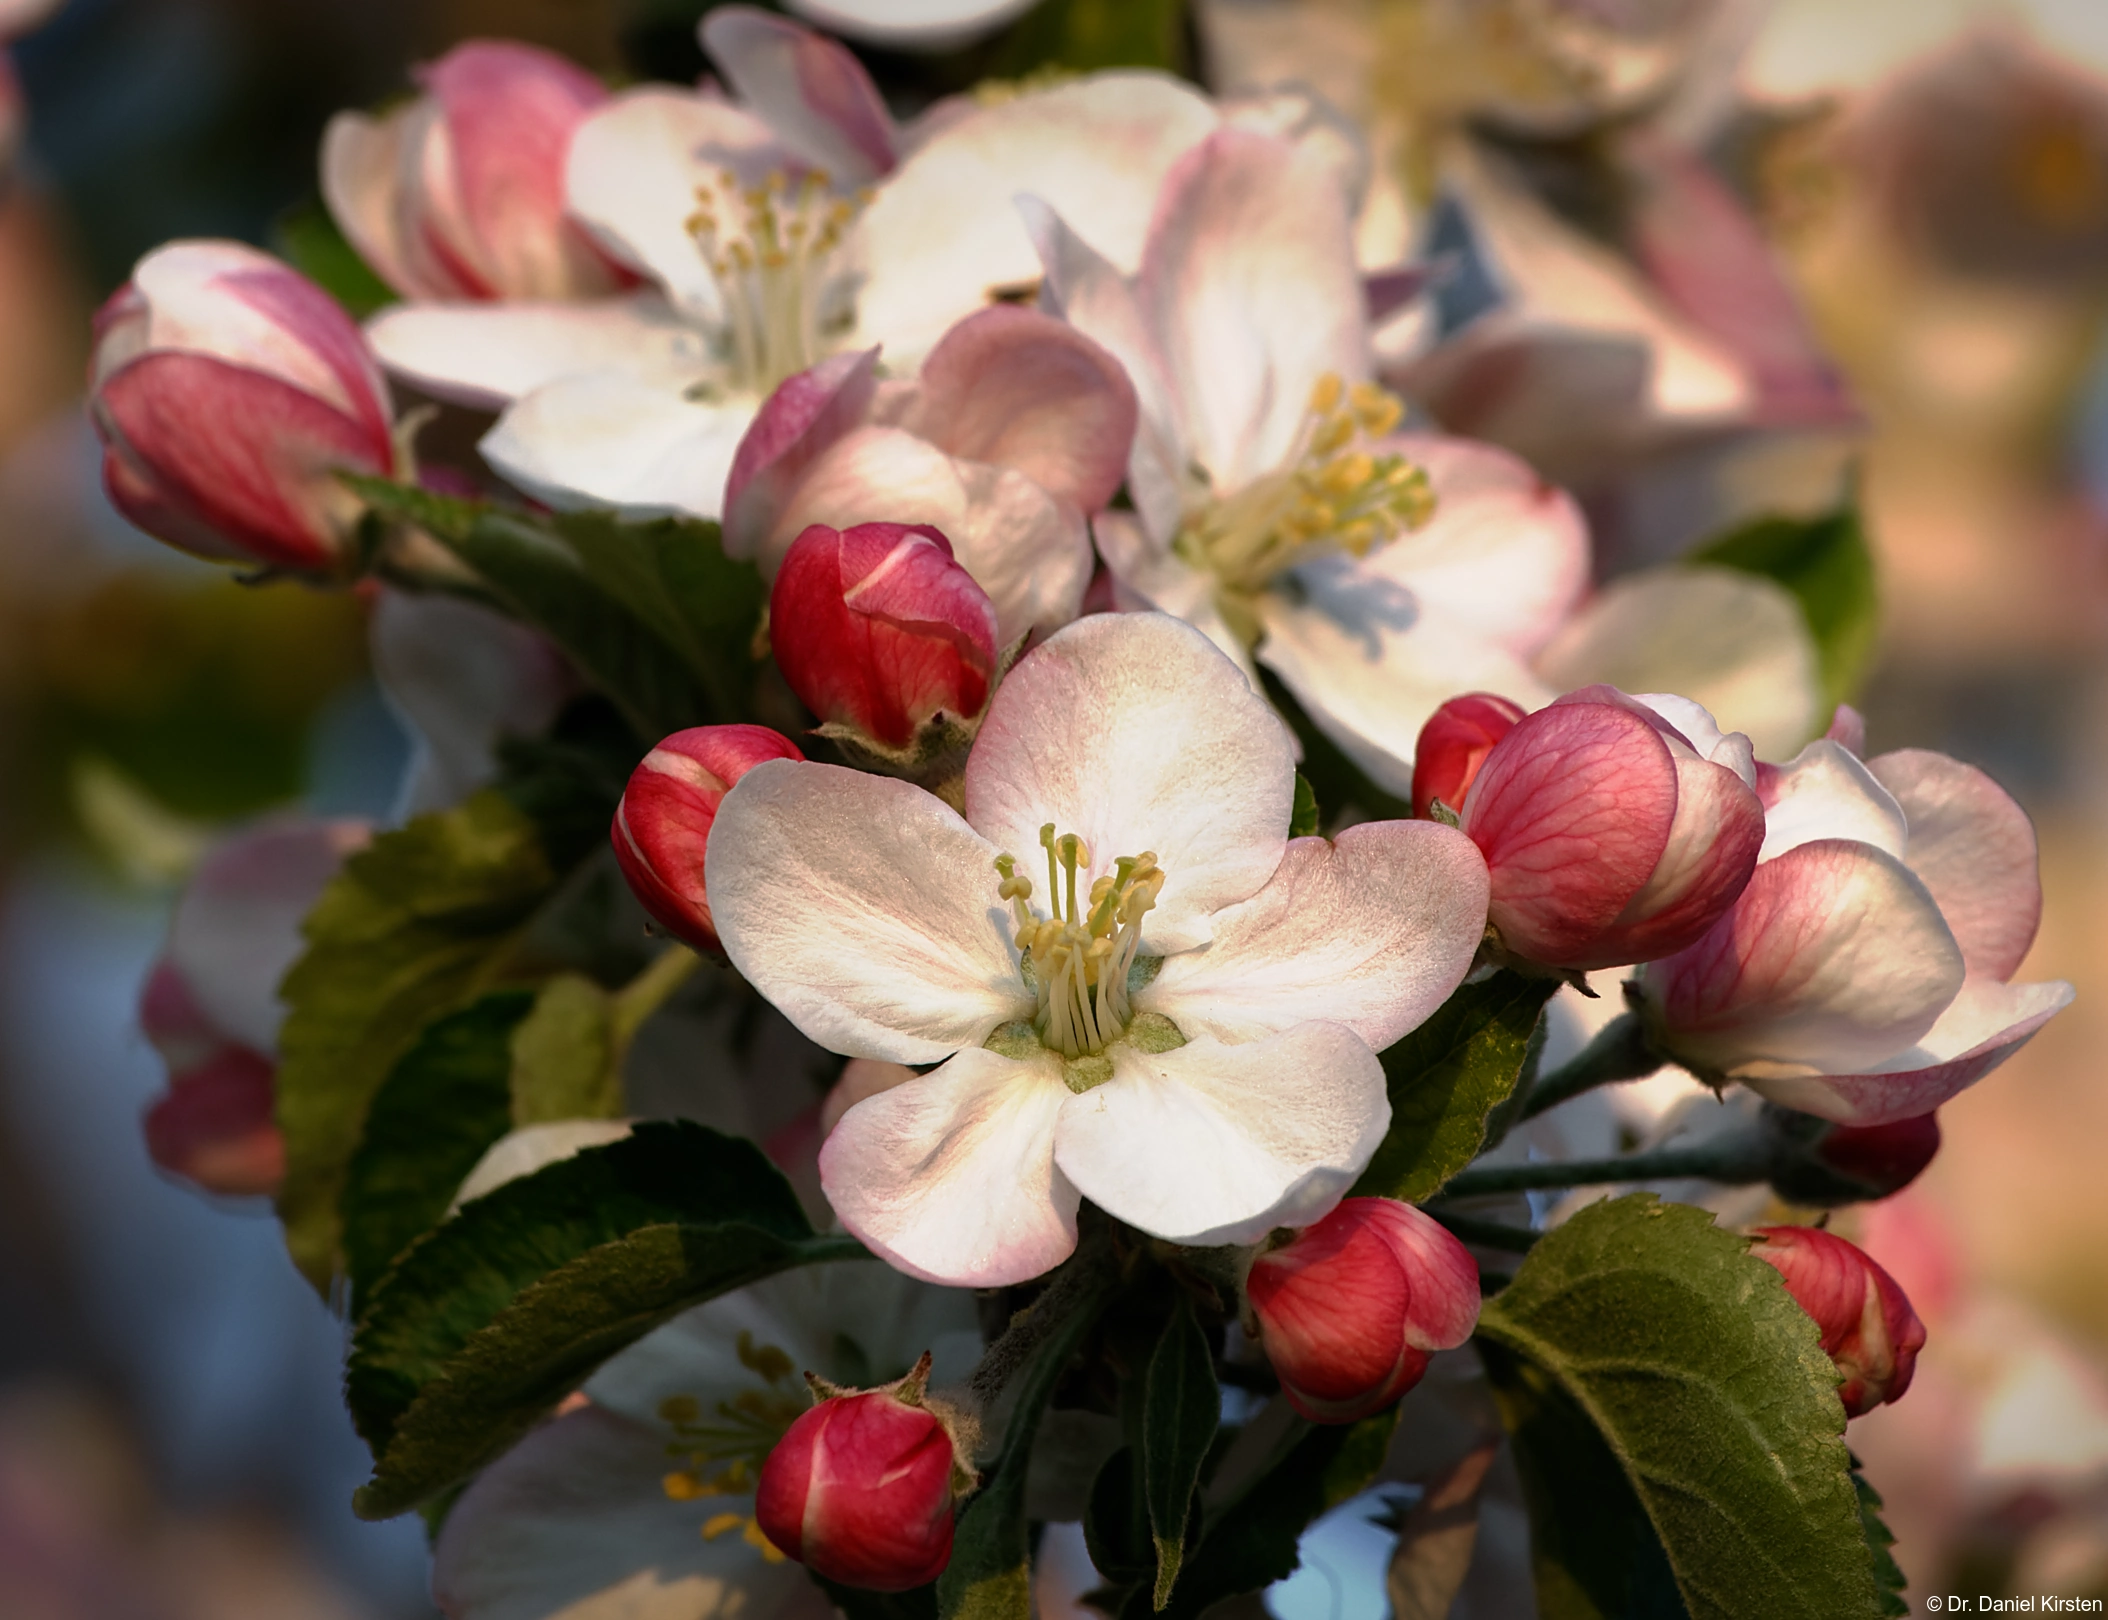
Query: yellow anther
[
  {"left": 745, "top": 1518, "right": 787, "bottom": 1561},
  {"left": 663, "top": 1471, "right": 707, "bottom": 1501},
  {"left": 701, "top": 1513, "right": 746, "bottom": 1541},
  {"left": 1309, "top": 415, "right": 1355, "bottom": 458},
  {"left": 1308, "top": 372, "right": 1345, "bottom": 414},
  {"left": 1322, "top": 452, "right": 1375, "bottom": 496}
]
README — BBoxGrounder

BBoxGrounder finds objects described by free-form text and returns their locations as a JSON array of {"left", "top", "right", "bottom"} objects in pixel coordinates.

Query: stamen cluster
[
  {"left": 657, "top": 1331, "right": 806, "bottom": 1561},
  {"left": 994, "top": 825, "right": 1163, "bottom": 1059}
]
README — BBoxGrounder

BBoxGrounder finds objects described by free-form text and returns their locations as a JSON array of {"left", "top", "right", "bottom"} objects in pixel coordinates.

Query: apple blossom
[
  {"left": 723, "top": 306, "right": 1135, "bottom": 644},
  {"left": 1634, "top": 737, "right": 2073, "bottom": 1125},
  {"left": 323, "top": 40, "right": 634, "bottom": 304},
  {"left": 705, "top": 612, "right": 1490, "bottom": 1286},
  {"left": 90, "top": 241, "right": 400, "bottom": 574},
  {"left": 754, "top": 1353, "right": 967, "bottom": 1589},
  {"left": 612, "top": 725, "right": 806, "bottom": 954},
  {"left": 770, "top": 522, "right": 999, "bottom": 760},
  {"left": 1409, "top": 692, "right": 1524, "bottom": 821},
  {"left": 1752, "top": 1225, "right": 1926, "bottom": 1418},
  {"left": 1032, "top": 127, "right": 1589, "bottom": 798},
  {"left": 1245, "top": 1198, "right": 1480, "bottom": 1423},
  {"left": 1423, "top": 686, "right": 1765, "bottom": 971}
]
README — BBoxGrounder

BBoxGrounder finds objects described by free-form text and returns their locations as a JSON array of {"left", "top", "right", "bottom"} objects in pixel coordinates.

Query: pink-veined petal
[
  {"left": 1054, "top": 1024, "right": 1388, "bottom": 1247},
  {"left": 1141, "top": 821, "right": 1488, "bottom": 1050},
  {"left": 723, "top": 348, "right": 880, "bottom": 559},
  {"left": 1586, "top": 751, "right": 1764, "bottom": 968},
  {"left": 322, "top": 106, "right": 424, "bottom": 298},
  {"left": 819, "top": 1046, "right": 1079, "bottom": 1287},
  {"left": 1868, "top": 748, "right": 2041, "bottom": 981},
  {"left": 702, "top": 7, "right": 897, "bottom": 184},
  {"left": 708, "top": 760, "right": 1026, "bottom": 1063}
]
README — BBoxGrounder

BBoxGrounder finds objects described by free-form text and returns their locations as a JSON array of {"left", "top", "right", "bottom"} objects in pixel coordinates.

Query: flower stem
[
  {"left": 1437, "top": 1137, "right": 1772, "bottom": 1199},
  {"left": 611, "top": 943, "right": 700, "bottom": 1048},
  {"left": 1515, "top": 1011, "right": 1661, "bottom": 1121},
  {"left": 1426, "top": 1210, "right": 1542, "bottom": 1251}
]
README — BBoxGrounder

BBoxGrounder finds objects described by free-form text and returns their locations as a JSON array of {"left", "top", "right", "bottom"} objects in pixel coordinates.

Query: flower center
[
  {"left": 994, "top": 825, "right": 1164, "bottom": 1061},
  {"left": 685, "top": 167, "right": 867, "bottom": 396},
  {"left": 1174, "top": 373, "right": 1435, "bottom": 628},
  {"left": 657, "top": 1330, "right": 803, "bottom": 1562}
]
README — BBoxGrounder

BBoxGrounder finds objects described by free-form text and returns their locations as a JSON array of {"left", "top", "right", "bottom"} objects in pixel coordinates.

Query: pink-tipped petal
[
  {"left": 1585, "top": 751, "right": 1765, "bottom": 968},
  {"left": 1867, "top": 749, "right": 2042, "bottom": 982},
  {"left": 702, "top": 6, "right": 898, "bottom": 185},
  {"left": 1825, "top": 704, "right": 1867, "bottom": 756},
  {"left": 723, "top": 348, "right": 881, "bottom": 559},
  {"left": 143, "top": 1047, "right": 284, "bottom": 1199}
]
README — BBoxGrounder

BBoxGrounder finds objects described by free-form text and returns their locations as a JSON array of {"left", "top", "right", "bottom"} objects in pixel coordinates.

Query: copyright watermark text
[{"left": 1925, "top": 1599, "right": 2104, "bottom": 1613}]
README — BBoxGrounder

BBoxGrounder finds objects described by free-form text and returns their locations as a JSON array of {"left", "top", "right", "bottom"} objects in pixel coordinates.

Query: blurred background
[{"left": 6, "top": 0, "right": 2108, "bottom": 1614}]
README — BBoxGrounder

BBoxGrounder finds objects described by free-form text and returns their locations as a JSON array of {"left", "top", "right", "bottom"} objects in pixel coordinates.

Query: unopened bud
[
  {"left": 769, "top": 522, "right": 999, "bottom": 756},
  {"left": 1412, "top": 692, "right": 1524, "bottom": 821},
  {"left": 1767, "top": 1107, "right": 1942, "bottom": 1207},
  {"left": 1752, "top": 1225, "right": 1926, "bottom": 1417},
  {"left": 1245, "top": 1198, "right": 1480, "bottom": 1424},
  {"left": 754, "top": 1354, "right": 964, "bottom": 1591},
  {"left": 611, "top": 725, "right": 804, "bottom": 953}
]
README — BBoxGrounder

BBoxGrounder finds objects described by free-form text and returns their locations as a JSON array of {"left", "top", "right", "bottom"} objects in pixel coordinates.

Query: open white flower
[
  {"left": 432, "top": 1260, "right": 979, "bottom": 1619},
  {"left": 1030, "top": 127, "right": 1590, "bottom": 800},
  {"left": 704, "top": 612, "right": 1490, "bottom": 1287}
]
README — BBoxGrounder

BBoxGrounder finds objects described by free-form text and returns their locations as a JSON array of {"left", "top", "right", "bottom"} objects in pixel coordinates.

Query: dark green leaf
[
  {"left": 346, "top": 1121, "right": 861, "bottom": 1518},
  {"left": 508, "top": 974, "right": 620, "bottom": 1124},
  {"left": 985, "top": 0, "right": 1188, "bottom": 74},
  {"left": 273, "top": 196, "right": 395, "bottom": 319},
  {"left": 276, "top": 791, "right": 562, "bottom": 1287},
  {"left": 1690, "top": 503, "right": 1878, "bottom": 712},
  {"left": 818, "top": 1577, "right": 940, "bottom": 1620},
  {"left": 1141, "top": 1297, "right": 1218, "bottom": 1609},
  {"left": 1474, "top": 1194, "right": 1885, "bottom": 1620},
  {"left": 1351, "top": 973, "right": 1557, "bottom": 1203},
  {"left": 1085, "top": 1446, "right": 1153, "bottom": 1587},
  {"left": 340, "top": 991, "right": 532, "bottom": 1302},
  {"left": 1852, "top": 1463, "right": 1909, "bottom": 1618},
  {"left": 1289, "top": 773, "right": 1321, "bottom": 838}
]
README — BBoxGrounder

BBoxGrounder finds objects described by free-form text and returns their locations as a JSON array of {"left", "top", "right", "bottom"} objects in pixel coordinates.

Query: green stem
[
  {"left": 610, "top": 943, "right": 700, "bottom": 1047},
  {"left": 1516, "top": 1011, "right": 1662, "bottom": 1121},
  {"left": 1426, "top": 1210, "right": 1541, "bottom": 1251},
  {"left": 1437, "top": 1138, "right": 1771, "bottom": 1199}
]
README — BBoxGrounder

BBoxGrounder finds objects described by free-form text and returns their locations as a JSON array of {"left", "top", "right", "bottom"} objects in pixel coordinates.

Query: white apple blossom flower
[{"left": 704, "top": 612, "right": 1490, "bottom": 1287}]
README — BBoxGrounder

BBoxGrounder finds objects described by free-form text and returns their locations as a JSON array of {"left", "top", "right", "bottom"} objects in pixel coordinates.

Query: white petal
[
  {"left": 365, "top": 294, "right": 711, "bottom": 410},
  {"left": 451, "top": 1121, "right": 635, "bottom": 1213},
  {"left": 1868, "top": 748, "right": 2042, "bottom": 981},
  {"left": 1758, "top": 739, "right": 1908, "bottom": 865},
  {"left": 708, "top": 760, "right": 1026, "bottom": 1063},
  {"left": 1256, "top": 571, "right": 1554, "bottom": 801},
  {"left": 853, "top": 73, "right": 1219, "bottom": 364},
  {"left": 1054, "top": 1024, "right": 1388, "bottom": 1246},
  {"left": 1092, "top": 511, "right": 1257, "bottom": 682},
  {"left": 432, "top": 1405, "right": 827, "bottom": 1620},
  {"left": 1142, "top": 822, "right": 1488, "bottom": 1051},
  {"left": 819, "top": 1046, "right": 1080, "bottom": 1287},
  {"left": 320, "top": 107, "right": 420, "bottom": 297},
  {"left": 1745, "top": 978, "right": 2074, "bottom": 1126},
  {"left": 481, "top": 373, "right": 755, "bottom": 519},
  {"left": 784, "top": 0, "right": 1040, "bottom": 50},
  {"left": 962, "top": 613, "right": 1295, "bottom": 953},
  {"left": 1534, "top": 567, "right": 1820, "bottom": 761}
]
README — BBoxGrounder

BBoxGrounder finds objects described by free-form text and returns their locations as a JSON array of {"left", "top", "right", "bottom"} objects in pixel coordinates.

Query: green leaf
[
  {"left": 939, "top": 1260, "right": 1119, "bottom": 1620},
  {"left": 1690, "top": 503, "right": 1877, "bottom": 711},
  {"left": 1853, "top": 1463, "right": 1909, "bottom": 1618},
  {"left": 1350, "top": 973, "right": 1557, "bottom": 1203},
  {"left": 1474, "top": 1194, "right": 1886, "bottom": 1620},
  {"left": 339, "top": 991, "right": 532, "bottom": 1302},
  {"left": 1141, "top": 1297, "right": 1219, "bottom": 1609},
  {"left": 1289, "top": 773, "right": 1320, "bottom": 838},
  {"left": 346, "top": 1121, "right": 862, "bottom": 1519},
  {"left": 276, "top": 791, "right": 563, "bottom": 1288},
  {"left": 986, "top": 0, "right": 1188, "bottom": 74},
  {"left": 272, "top": 195, "right": 394, "bottom": 319},
  {"left": 508, "top": 974, "right": 621, "bottom": 1124},
  {"left": 1085, "top": 1446, "right": 1154, "bottom": 1588}
]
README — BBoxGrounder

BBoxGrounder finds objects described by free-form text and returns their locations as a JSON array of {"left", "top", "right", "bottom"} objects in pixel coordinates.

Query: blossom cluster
[{"left": 91, "top": 4, "right": 2075, "bottom": 1612}]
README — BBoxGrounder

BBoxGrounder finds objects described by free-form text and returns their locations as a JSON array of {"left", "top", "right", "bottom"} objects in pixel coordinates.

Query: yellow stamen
[{"left": 993, "top": 836, "right": 1163, "bottom": 1060}]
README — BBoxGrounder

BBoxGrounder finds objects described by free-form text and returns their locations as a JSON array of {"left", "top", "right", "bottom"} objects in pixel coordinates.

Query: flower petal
[
  {"left": 853, "top": 72, "right": 1219, "bottom": 363},
  {"left": 1868, "top": 748, "right": 2041, "bottom": 981},
  {"left": 1364, "top": 434, "right": 1588, "bottom": 662},
  {"left": 1054, "top": 1024, "right": 1388, "bottom": 1247},
  {"left": 1745, "top": 977, "right": 2074, "bottom": 1126},
  {"left": 1141, "top": 822, "right": 1488, "bottom": 1051},
  {"left": 890, "top": 304, "right": 1136, "bottom": 511},
  {"left": 723, "top": 348, "right": 880, "bottom": 558},
  {"left": 1587, "top": 752, "right": 1765, "bottom": 968},
  {"left": 432, "top": 1405, "right": 827, "bottom": 1620},
  {"left": 1139, "top": 127, "right": 1369, "bottom": 492},
  {"left": 321, "top": 107, "right": 422, "bottom": 297},
  {"left": 1092, "top": 512, "right": 1258, "bottom": 681},
  {"left": 364, "top": 294, "right": 709, "bottom": 410},
  {"left": 1535, "top": 567, "right": 1821, "bottom": 761},
  {"left": 1757, "top": 739, "right": 1908, "bottom": 865},
  {"left": 1639, "top": 839, "right": 1966, "bottom": 1078},
  {"left": 818, "top": 1046, "right": 1079, "bottom": 1287},
  {"left": 963, "top": 612, "right": 1294, "bottom": 952},
  {"left": 701, "top": 7, "right": 898, "bottom": 185},
  {"left": 708, "top": 759, "right": 1025, "bottom": 1063},
  {"left": 1256, "top": 570, "right": 1554, "bottom": 801},
  {"left": 480, "top": 372, "right": 753, "bottom": 519},
  {"left": 783, "top": 0, "right": 1040, "bottom": 50}
]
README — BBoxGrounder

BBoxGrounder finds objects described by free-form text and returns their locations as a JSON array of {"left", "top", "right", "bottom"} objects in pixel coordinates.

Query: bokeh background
[{"left": 6, "top": 0, "right": 2108, "bottom": 1614}]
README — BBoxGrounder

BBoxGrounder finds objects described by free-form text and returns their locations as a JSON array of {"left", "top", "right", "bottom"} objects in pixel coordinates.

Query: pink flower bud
[
  {"left": 770, "top": 523, "right": 1001, "bottom": 752},
  {"left": 1245, "top": 1198, "right": 1480, "bottom": 1424},
  {"left": 611, "top": 726, "right": 805, "bottom": 952},
  {"left": 1444, "top": 687, "right": 1765, "bottom": 971},
  {"left": 142, "top": 1043, "right": 284, "bottom": 1199},
  {"left": 90, "top": 241, "right": 398, "bottom": 574},
  {"left": 1815, "top": 1114, "right": 1942, "bottom": 1198},
  {"left": 322, "top": 40, "right": 633, "bottom": 302},
  {"left": 1412, "top": 693, "right": 1524, "bottom": 820},
  {"left": 755, "top": 1357, "right": 959, "bottom": 1591},
  {"left": 1752, "top": 1225, "right": 1926, "bottom": 1418}
]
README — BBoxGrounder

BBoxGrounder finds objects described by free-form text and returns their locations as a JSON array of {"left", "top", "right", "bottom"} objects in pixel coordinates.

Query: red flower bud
[
  {"left": 143, "top": 1044, "right": 284, "bottom": 1198},
  {"left": 754, "top": 1356, "right": 960, "bottom": 1591},
  {"left": 769, "top": 522, "right": 999, "bottom": 753},
  {"left": 611, "top": 725, "right": 804, "bottom": 952},
  {"left": 1816, "top": 1115, "right": 1942, "bottom": 1198},
  {"left": 1412, "top": 693, "right": 1524, "bottom": 820},
  {"left": 1245, "top": 1198, "right": 1480, "bottom": 1424},
  {"left": 1752, "top": 1225, "right": 1926, "bottom": 1417}
]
